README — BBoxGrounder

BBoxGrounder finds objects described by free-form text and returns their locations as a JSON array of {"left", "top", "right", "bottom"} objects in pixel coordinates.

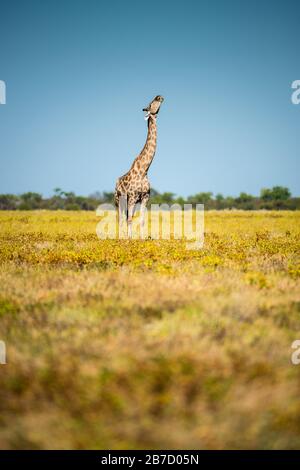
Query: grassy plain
[{"left": 0, "top": 210, "right": 300, "bottom": 449}]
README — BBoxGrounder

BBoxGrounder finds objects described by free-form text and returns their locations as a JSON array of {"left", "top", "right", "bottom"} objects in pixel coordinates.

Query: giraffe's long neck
[{"left": 131, "top": 116, "right": 157, "bottom": 176}]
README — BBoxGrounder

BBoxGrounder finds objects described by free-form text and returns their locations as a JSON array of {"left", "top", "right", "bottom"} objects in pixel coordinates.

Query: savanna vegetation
[
  {"left": 0, "top": 185, "right": 299, "bottom": 211},
  {"left": 0, "top": 210, "right": 300, "bottom": 449}
]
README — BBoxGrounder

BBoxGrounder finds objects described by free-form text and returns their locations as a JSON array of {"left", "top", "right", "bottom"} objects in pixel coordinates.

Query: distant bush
[{"left": 261, "top": 186, "right": 291, "bottom": 201}]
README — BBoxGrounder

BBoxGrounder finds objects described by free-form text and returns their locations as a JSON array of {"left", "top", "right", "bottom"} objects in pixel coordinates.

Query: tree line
[{"left": 0, "top": 186, "right": 299, "bottom": 211}]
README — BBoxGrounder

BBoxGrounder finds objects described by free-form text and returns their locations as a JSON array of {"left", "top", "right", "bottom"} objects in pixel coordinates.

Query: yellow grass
[{"left": 0, "top": 210, "right": 300, "bottom": 449}]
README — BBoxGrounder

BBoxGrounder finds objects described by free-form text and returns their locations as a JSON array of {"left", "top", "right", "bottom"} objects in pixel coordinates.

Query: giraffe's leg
[
  {"left": 118, "top": 204, "right": 124, "bottom": 237},
  {"left": 127, "top": 203, "right": 135, "bottom": 239},
  {"left": 117, "top": 194, "right": 127, "bottom": 238},
  {"left": 140, "top": 197, "right": 149, "bottom": 239}
]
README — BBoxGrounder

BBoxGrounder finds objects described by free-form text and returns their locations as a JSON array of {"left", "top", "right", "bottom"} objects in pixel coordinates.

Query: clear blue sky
[{"left": 0, "top": 0, "right": 299, "bottom": 197}]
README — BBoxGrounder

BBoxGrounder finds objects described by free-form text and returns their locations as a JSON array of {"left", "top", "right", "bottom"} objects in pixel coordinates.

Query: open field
[{"left": 0, "top": 210, "right": 300, "bottom": 449}]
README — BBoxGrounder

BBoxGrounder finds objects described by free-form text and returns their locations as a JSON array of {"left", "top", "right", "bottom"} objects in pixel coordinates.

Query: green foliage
[
  {"left": 0, "top": 194, "right": 19, "bottom": 210},
  {"left": 0, "top": 297, "right": 19, "bottom": 317},
  {"left": 237, "top": 192, "right": 254, "bottom": 203},
  {"left": 0, "top": 186, "right": 299, "bottom": 210},
  {"left": 187, "top": 192, "right": 213, "bottom": 204},
  {"left": 261, "top": 186, "right": 291, "bottom": 201}
]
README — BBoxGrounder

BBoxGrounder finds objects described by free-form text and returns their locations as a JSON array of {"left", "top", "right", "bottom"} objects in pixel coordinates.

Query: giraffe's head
[{"left": 143, "top": 95, "right": 164, "bottom": 116}]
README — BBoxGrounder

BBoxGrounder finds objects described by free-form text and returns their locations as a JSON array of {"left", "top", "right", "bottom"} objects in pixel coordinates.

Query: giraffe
[{"left": 114, "top": 95, "right": 164, "bottom": 238}]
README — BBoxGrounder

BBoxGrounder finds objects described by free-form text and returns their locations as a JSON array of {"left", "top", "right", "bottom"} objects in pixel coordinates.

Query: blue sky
[{"left": 0, "top": 0, "right": 299, "bottom": 197}]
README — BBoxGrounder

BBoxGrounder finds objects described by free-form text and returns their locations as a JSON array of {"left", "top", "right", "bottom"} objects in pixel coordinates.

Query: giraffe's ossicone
[{"left": 114, "top": 95, "right": 164, "bottom": 238}]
